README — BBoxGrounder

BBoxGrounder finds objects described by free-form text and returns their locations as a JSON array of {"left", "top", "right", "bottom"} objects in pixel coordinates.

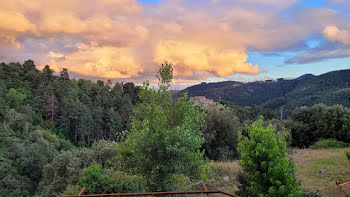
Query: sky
[{"left": 1, "top": 0, "right": 350, "bottom": 88}]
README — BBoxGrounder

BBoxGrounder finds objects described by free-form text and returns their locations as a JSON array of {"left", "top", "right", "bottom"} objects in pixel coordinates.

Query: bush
[
  {"left": 75, "top": 164, "right": 145, "bottom": 195},
  {"left": 301, "top": 189, "right": 321, "bottom": 197},
  {"left": 202, "top": 105, "right": 241, "bottom": 160},
  {"left": 39, "top": 141, "right": 117, "bottom": 197},
  {"left": 345, "top": 151, "right": 350, "bottom": 161},
  {"left": 237, "top": 118, "right": 301, "bottom": 197},
  {"left": 311, "top": 139, "right": 349, "bottom": 149}
]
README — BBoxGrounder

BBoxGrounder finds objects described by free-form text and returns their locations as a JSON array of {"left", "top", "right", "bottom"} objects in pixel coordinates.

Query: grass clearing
[
  {"left": 208, "top": 148, "right": 350, "bottom": 196},
  {"left": 205, "top": 161, "right": 241, "bottom": 194},
  {"left": 291, "top": 148, "right": 350, "bottom": 196}
]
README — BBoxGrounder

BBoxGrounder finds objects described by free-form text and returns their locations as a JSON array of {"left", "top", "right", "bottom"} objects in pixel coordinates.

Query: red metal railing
[
  {"left": 60, "top": 190, "right": 239, "bottom": 197},
  {"left": 60, "top": 182, "right": 240, "bottom": 197},
  {"left": 336, "top": 180, "right": 350, "bottom": 197}
]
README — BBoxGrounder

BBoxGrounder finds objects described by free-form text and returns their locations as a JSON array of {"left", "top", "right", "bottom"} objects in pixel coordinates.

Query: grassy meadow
[{"left": 207, "top": 148, "right": 350, "bottom": 197}]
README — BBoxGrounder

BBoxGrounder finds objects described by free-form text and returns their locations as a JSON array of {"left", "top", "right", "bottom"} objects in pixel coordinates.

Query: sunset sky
[{"left": 1, "top": 0, "right": 350, "bottom": 88}]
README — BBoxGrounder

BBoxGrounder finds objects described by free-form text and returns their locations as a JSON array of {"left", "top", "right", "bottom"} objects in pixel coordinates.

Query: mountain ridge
[{"left": 179, "top": 69, "right": 350, "bottom": 117}]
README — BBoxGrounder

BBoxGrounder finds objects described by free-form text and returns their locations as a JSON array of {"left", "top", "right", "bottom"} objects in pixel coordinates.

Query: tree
[
  {"left": 60, "top": 68, "right": 69, "bottom": 82},
  {"left": 23, "top": 59, "right": 36, "bottom": 73},
  {"left": 5, "top": 88, "right": 27, "bottom": 109},
  {"left": 202, "top": 105, "right": 241, "bottom": 160},
  {"left": 39, "top": 141, "right": 117, "bottom": 197},
  {"left": 287, "top": 104, "right": 350, "bottom": 147},
  {"left": 237, "top": 118, "right": 301, "bottom": 197},
  {"left": 117, "top": 62, "right": 206, "bottom": 191}
]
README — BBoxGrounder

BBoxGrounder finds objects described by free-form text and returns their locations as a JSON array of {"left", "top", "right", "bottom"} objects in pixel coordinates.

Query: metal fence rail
[
  {"left": 336, "top": 180, "right": 350, "bottom": 197},
  {"left": 60, "top": 187, "right": 240, "bottom": 197}
]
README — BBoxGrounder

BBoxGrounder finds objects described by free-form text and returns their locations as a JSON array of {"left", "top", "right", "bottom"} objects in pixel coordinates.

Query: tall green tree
[
  {"left": 237, "top": 118, "right": 301, "bottom": 197},
  {"left": 117, "top": 62, "right": 206, "bottom": 191},
  {"left": 202, "top": 105, "right": 241, "bottom": 160}
]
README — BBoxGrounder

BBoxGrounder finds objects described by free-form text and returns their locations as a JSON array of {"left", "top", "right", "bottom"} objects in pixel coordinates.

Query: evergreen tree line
[
  {"left": 0, "top": 60, "right": 139, "bottom": 146},
  {"left": 0, "top": 60, "right": 138, "bottom": 196}
]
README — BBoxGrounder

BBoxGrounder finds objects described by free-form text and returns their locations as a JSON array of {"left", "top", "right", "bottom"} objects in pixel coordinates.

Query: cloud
[
  {"left": 0, "top": 0, "right": 349, "bottom": 83},
  {"left": 0, "top": 0, "right": 147, "bottom": 48},
  {"left": 154, "top": 40, "right": 260, "bottom": 77},
  {"left": 323, "top": 26, "right": 350, "bottom": 44},
  {"left": 326, "top": 0, "right": 350, "bottom": 12},
  {"left": 0, "top": 10, "right": 35, "bottom": 49},
  {"left": 49, "top": 51, "right": 64, "bottom": 59},
  {"left": 45, "top": 44, "right": 143, "bottom": 79},
  {"left": 285, "top": 47, "right": 350, "bottom": 64},
  {"left": 286, "top": 25, "right": 350, "bottom": 64}
]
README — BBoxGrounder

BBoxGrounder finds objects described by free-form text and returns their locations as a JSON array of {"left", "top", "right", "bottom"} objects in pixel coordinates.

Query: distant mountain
[
  {"left": 178, "top": 69, "right": 350, "bottom": 117},
  {"left": 296, "top": 73, "right": 315, "bottom": 80}
]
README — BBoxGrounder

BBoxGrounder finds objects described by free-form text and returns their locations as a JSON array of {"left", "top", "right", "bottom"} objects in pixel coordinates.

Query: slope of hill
[{"left": 179, "top": 69, "right": 350, "bottom": 117}]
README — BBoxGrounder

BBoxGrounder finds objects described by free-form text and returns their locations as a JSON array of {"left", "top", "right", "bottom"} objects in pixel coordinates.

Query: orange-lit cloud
[
  {"left": 0, "top": 0, "right": 347, "bottom": 82},
  {"left": 154, "top": 40, "right": 259, "bottom": 77},
  {"left": 0, "top": 10, "right": 35, "bottom": 49},
  {"left": 46, "top": 44, "right": 143, "bottom": 79},
  {"left": 323, "top": 26, "right": 350, "bottom": 44}
]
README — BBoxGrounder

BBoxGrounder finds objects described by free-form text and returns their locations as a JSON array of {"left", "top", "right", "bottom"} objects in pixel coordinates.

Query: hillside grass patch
[
  {"left": 205, "top": 161, "right": 241, "bottom": 194},
  {"left": 291, "top": 148, "right": 350, "bottom": 196}
]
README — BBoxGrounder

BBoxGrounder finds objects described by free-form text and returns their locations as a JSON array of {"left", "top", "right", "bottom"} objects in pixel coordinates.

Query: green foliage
[
  {"left": 202, "top": 105, "right": 241, "bottom": 160},
  {"left": 301, "top": 189, "right": 321, "bottom": 197},
  {"left": 71, "top": 164, "right": 145, "bottom": 195},
  {"left": 0, "top": 126, "right": 71, "bottom": 196},
  {"left": 39, "top": 141, "right": 117, "bottom": 197},
  {"left": 288, "top": 104, "right": 350, "bottom": 147},
  {"left": 264, "top": 119, "right": 292, "bottom": 147},
  {"left": 237, "top": 119, "right": 301, "bottom": 197},
  {"left": 0, "top": 61, "right": 139, "bottom": 146},
  {"left": 310, "top": 139, "right": 349, "bottom": 149},
  {"left": 6, "top": 88, "right": 27, "bottom": 109},
  {"left": 345, "top": 151, "right": 350, "bottom": 161},
  {"left": 231, "top": 104, "right": 277, "bottom": 122},
  {"left": 117, "top": 63, "right": 206, "bottom": 191},
  {"left": 157, "top": 62, "right": 173, "bottom": 89}
]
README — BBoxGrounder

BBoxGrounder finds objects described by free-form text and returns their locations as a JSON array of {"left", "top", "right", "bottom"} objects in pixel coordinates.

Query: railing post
[
  {"left": 78, "top": 187, "right": 86, "bottom": 196},
  {"left": 202, "top": 183, "right": 210, "bottom": 197}
]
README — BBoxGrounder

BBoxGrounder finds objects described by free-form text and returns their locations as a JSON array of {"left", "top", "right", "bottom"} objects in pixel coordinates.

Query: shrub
[
  {"left": 310, "top": 139, "right": 349, "bottom": 149},
  {"left": 237, "top": 118, "right": 301, "bottom": 197},
  {"left": 72, "top": 164, "right": 145, "bottom": 195},
  {"left": 345, "top": 151, "right": 350, "bottom": 161},
  {"left": 202, "top": 105, "right": 241, "bottom": 160},
  {"left": 301, "top": 189, "right": 321, "bottom": 197},
  {"left": 39, "top": 141, "right": 117, "bottom": 197}
]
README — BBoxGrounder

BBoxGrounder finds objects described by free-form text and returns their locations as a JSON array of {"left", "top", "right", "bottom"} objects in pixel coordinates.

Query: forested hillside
[
  {"left": 0, "top": 60, "right": 139, "bottom": 196},
  {"left": 179, "top": 69, "right": 350, "bottom": 117},
  {"left": 0, "top": 60, "right": 139, "bottom": 146}
]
